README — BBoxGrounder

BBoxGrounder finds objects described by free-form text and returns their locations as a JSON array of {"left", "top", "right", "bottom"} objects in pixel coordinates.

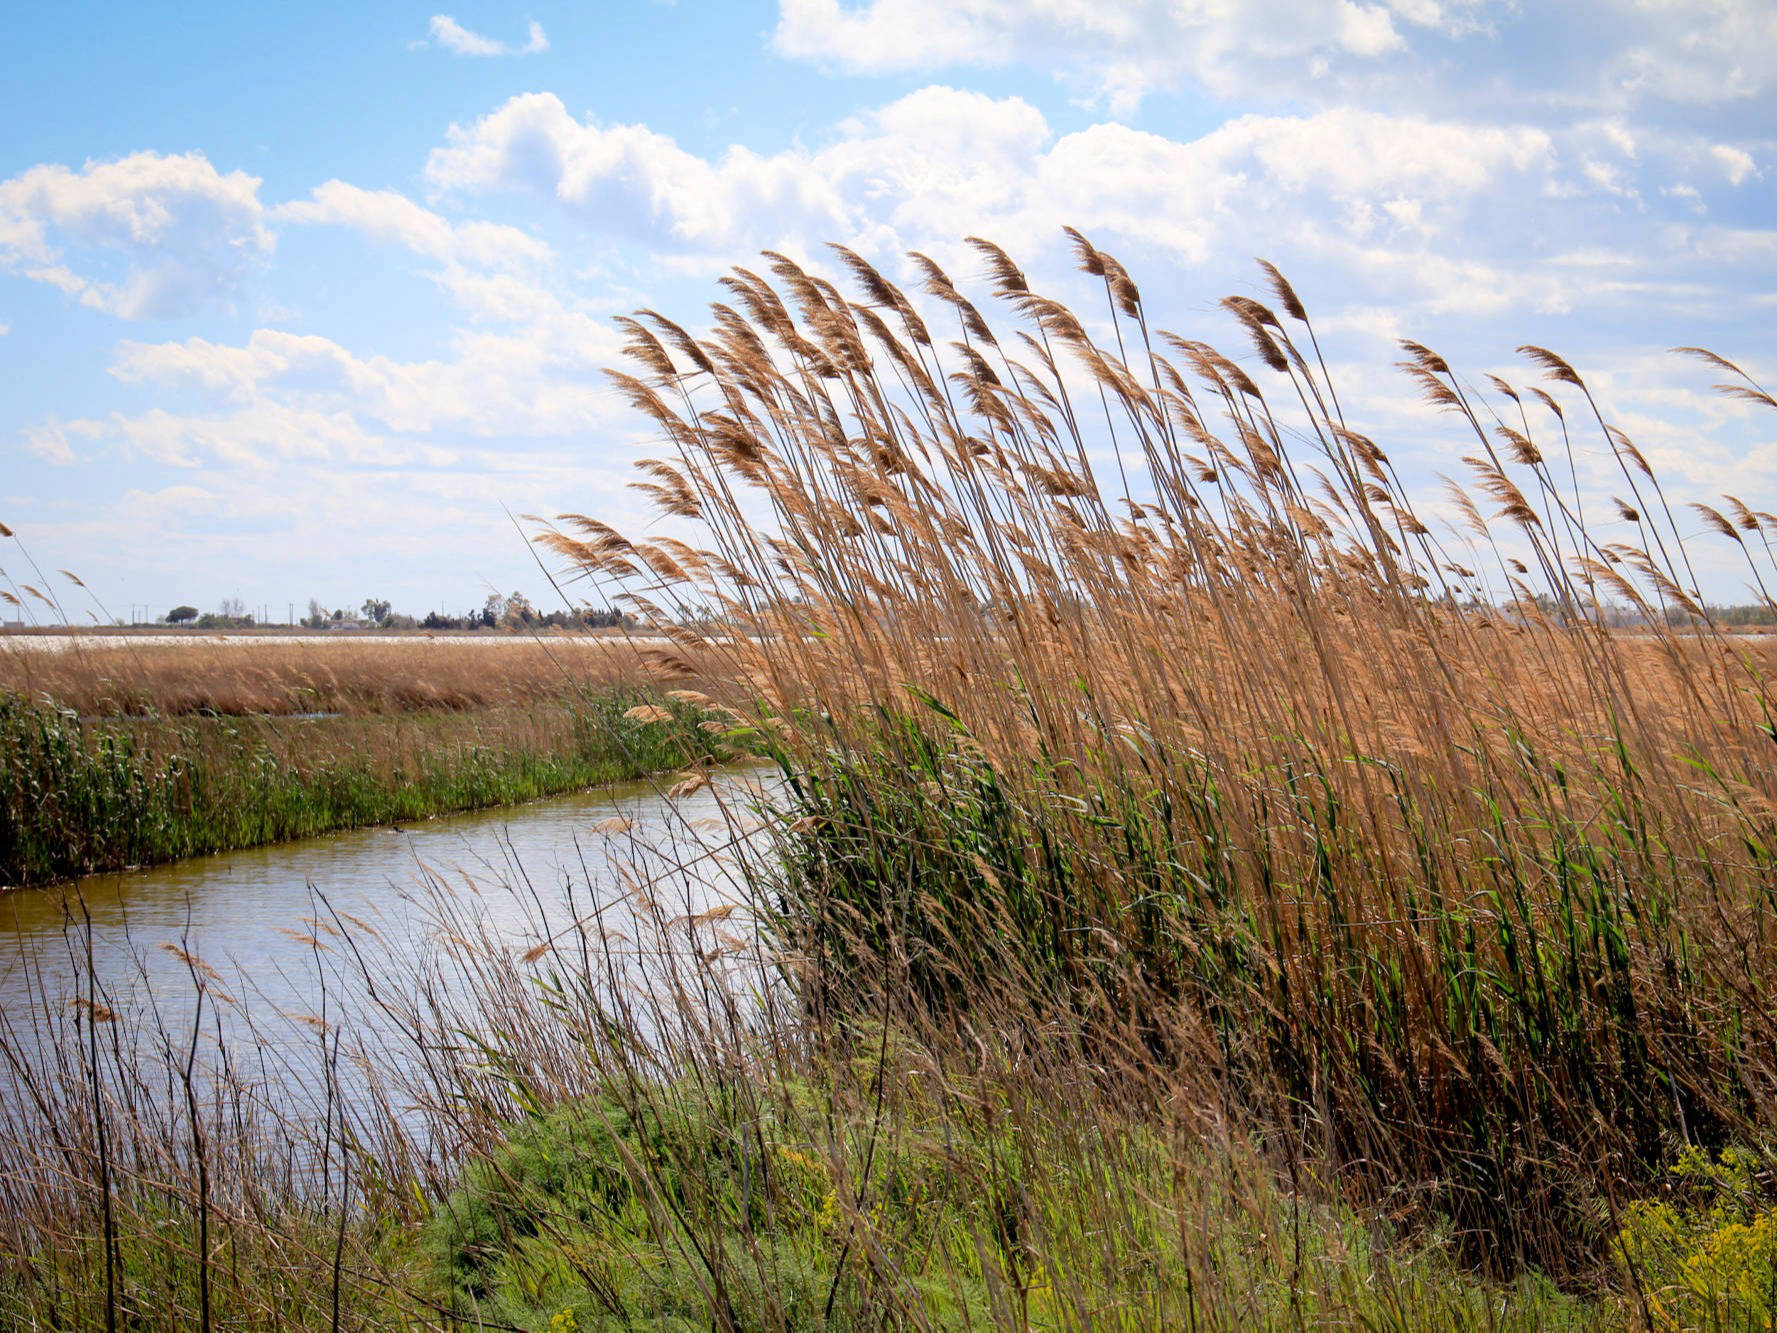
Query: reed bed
[
  {"left": 0, "top": 632, "right": 731, "bottom": 885},
  {"left": 0, "top": 633, "right": 708, "bottom": 718},
  {"left": 0, "top": 690, "right": 730, "bottom": 886},
  {"left": 537, "top": 233, "right": 1777, "bottom": 1280}
]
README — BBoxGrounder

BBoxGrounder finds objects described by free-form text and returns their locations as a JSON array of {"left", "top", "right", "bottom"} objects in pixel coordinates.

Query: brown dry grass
[
  {"left": 0, "top": 633, "right": 712, "bottom": 717},
  {"left": 541, "top": 233, "right": 1777, "bottom": 1275}
]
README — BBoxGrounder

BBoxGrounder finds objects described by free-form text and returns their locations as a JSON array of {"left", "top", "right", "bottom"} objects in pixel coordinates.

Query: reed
[
  {"left": 553, "top": 234, "right": 1777, "bottom": 1278},
  {"left": 0, "top": 633, "right": 704, "bottom": 719}
]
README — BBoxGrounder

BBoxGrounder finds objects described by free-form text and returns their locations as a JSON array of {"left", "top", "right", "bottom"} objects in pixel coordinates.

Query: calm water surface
[{"left": 0, "top": 768, "right": 775, "bottom": 1128}]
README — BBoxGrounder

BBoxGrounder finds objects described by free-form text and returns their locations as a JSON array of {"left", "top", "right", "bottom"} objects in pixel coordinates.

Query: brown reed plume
[{"left": 549, "top": 230, "right": 1777, "bottom": 1275}]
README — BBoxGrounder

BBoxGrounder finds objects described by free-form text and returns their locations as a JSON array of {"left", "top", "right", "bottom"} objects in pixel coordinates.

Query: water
[{"left": 0, "top": 767, "right": 778, "bottom": 1150}]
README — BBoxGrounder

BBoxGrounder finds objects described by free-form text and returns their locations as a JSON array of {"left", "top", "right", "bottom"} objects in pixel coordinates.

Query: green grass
[
  {"left": 418, "top": 1079, "right": 1614, "bottom": 1331},
  {"left": 0, "top": 688, "right": 726, "bottom": 887},
  {"left": 0, "top": 1194, "right": 422, "bottom": 1331}
]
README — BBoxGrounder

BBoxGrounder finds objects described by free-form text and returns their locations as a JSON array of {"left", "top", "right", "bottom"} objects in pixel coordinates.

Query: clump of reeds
[{"left": 550, "top": 231, "right": 1777, "bottom": 1276}]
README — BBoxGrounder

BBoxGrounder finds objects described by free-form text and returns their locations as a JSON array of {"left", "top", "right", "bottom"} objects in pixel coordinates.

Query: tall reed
[{"left": 547, "top": 233, "right": 1777, "bottom": 1274}]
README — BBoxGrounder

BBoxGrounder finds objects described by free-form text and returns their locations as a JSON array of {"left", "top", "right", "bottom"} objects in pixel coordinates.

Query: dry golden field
[{"left": 0, "top": 631, "right": 710, "bottom": 717}]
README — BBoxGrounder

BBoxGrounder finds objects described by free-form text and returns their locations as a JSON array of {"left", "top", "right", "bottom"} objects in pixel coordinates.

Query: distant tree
[
  {"left": 219, "top": 596, "right": 247, "bottom": 620},
  {"left": 301, "top": 597, "right": 329, "bottom": 629},
  {"left": 360, "top": 597, "right": 392, "bottom": 627},
  {"left": 166, "top": 605, "right": 198, "bottom": 624},
  {"left": 502, "top": 591, "right": 535, "bottom": 628},
  {"left": 482, "top": 593, "right": 507, "bottom": 629}
]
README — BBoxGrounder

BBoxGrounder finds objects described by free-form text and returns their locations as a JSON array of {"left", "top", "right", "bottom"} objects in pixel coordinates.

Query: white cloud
[
  {"left": 0, "top": 151, "right": 271, "bottom": 319},
  {"left": 772, "top": 0, "right": 1451, "bottom": 109},
  {"left": 427, "top": 88, "right": 1558, "bottom": 275},
  {"left": 272, "top": 181, "right": 568, "bottom": 324},
  {"left": 1607, "top": 1, "right": 1777, "bottom": 104},
  {"left": 426, "top": 15, "right": 548, "bottom": 57},
  {"left": 426, "top": 92, "right": 852, "bottom": 250},
  {"left": 32, "top": 403, "right": 418, "bottom": 470},
  {"left": 273, "top": 181, "right": 550, "bottom": 270},
  {"left": 419, "top": 84, "right": 1777, "bottom": 352},
  {"left": 23, "top": 416, "right": 90, "bottom": 465},
  {"left": 1709, "top": 144, "right": 1760, "bottom": 186},
  {"left": 110, "top": 310, "right": 622, "bottom": 442},
  {"left": 771, "top": 0, "right": 1777, "bottom": 115}
]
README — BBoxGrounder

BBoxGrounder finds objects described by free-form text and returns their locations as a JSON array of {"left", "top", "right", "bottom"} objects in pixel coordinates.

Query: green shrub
[{"left": 1617, "top": 1146, "right": 1777, "bottom": 1330}]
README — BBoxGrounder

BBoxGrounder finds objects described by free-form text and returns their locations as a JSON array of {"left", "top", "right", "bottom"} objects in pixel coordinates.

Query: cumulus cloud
[
  {"left": 772, "top": 0, "right": 1777, "bottom": 115},
  {"left": 426, "top": 15, "right": 548, "bottom": 57},
  {"left": 0, "top": 151, "right": 271, "bottom": 319},
  {"left": 23, "top": 416, "right": 88, "bottom": 465},
  {"left": 426, "top": 91, "right": 854, "bottom": 250},
  {"left": 425, "top": 86, "right": 1560, "bottom": 296},
  {"left": 28, "top": 406, "right": 373, "bottom": 473},
  {"left": 273, "top": 181, "right": 550, "bottom": 270},
  {"left": 1710, "top": 144, "right": 1760, "bottom": 186},
  {"left": 1607, "top": 1, "right": 1777, "bottom": 105},
  {"left": 772, "top": 0, "right": 1482, "bottom": 109},
  {"left": 408, "top": 80, "right": 1777, "bottom": 552},
  {"left": 272, "top": 181, "right": 568, "bottom": 325},
  {"left": 110, "top": 310, "right": 622, "bottom": 443}
]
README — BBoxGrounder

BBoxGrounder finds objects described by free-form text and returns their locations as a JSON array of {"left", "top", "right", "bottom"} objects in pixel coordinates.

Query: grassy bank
[{"left": 0, "top": 688, "right": 725, "bottom": 887}]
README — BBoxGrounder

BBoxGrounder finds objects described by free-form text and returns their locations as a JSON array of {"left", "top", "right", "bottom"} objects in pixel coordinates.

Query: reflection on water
[{"left": 0, "top": 766, "right": 776, "bottom": 1133}]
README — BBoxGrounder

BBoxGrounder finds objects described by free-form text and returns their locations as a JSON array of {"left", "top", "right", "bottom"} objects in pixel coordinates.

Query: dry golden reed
[{"left": 556, "top": 230, "right": 1777, "bottom": 1274}]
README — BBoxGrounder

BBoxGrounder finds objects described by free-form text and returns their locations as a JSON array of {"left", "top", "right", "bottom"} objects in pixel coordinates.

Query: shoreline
[{"left": 0, "top": 689, "right": 729, "bottom": 890}]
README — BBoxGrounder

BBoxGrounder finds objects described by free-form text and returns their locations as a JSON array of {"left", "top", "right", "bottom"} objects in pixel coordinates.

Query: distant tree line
[
  {"left": 285, "top": 591, "right": 628, "bottom": 632},
  {"left": 148, "top": 593, "right": 628, "bottom": 632},
  {"left": 165, "top": 597, "right": 257, "bottom": 629}
]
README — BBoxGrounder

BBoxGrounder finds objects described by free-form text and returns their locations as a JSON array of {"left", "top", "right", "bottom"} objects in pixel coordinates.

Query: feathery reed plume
[{"left": 564, "top": 232, "right": 1777, "bottom": 1281}]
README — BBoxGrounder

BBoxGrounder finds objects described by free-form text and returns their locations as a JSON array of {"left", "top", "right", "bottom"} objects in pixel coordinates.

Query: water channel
[{"left": 0, "top": 767, "right": 777, "bottom": 1154}]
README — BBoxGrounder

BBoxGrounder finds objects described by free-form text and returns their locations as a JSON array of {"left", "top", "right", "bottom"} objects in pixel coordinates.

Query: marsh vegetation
[
  {"left": 0, "top": 637, "right": 726, "bottom": 886},
  {"left": 6, "top": 234, "right": 1777, "bottom": 1327}
]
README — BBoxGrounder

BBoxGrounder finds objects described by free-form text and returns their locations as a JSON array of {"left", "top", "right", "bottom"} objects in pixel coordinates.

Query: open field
[
  {"left": 0, "top": 630, "right": 659, "bottom": 649},
  {"left": 5, "top": 241, "right": 1777, "bottom": 1327},
  {"left": 0, "top": 633, "right": 704, "bottom": 717}
]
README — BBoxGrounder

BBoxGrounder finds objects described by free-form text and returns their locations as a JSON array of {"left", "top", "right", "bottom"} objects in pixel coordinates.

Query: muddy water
[{"left": 0, "top": 768, "right": 776, "bottom": 1133}]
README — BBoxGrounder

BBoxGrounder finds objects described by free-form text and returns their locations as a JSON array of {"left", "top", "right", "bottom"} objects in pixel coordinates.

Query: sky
[{"left": 2, "top": 0, "right": 1774, "bottom": 623}]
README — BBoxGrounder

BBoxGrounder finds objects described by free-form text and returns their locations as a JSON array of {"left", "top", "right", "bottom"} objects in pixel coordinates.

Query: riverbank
[
  {"left": 0, "top": 688, "right": 729, "bottom": 887},
  {"left": 0, "top": 770, "right": 1633, "bottom": 1329}
]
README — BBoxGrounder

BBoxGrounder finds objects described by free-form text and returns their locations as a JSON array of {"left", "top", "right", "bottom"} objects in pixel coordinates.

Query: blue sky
[{"left": 3, "top": 1, "right": 1774, "bottom": 622}]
